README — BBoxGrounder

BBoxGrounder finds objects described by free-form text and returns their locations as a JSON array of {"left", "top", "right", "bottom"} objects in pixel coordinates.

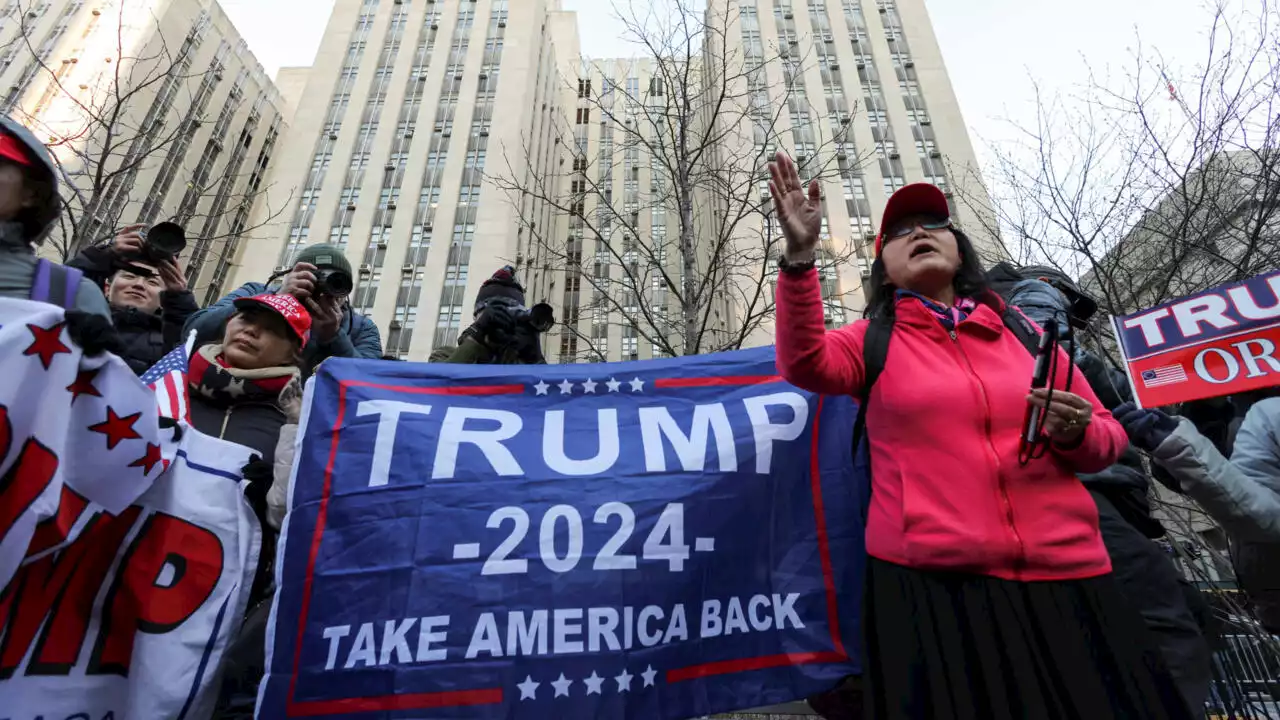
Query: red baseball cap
[
  {"left": 233, "top": 293, "right": 312, "bottom": 346},
  {"left": 875, "top": 183, "right": 950, "bottom": 255},
  {"left": 0, "top": 130, "right": 34, "bottom": 167}
]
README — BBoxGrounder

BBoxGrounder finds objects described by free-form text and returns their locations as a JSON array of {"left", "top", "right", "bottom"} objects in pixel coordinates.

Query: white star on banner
[
  {"left": 534, "top": 381, "right": 549, "bottom": 396},
  {"left": 629, "top": 377, "right": 645, "bottom": 392},
  {"left": 558, "top": 379, "right": 575, "bottom": 395},
  {"left": 582, "top": 378, "right": 598, "bottom": 393},
  {"left": 583, "top": 671, "right": 604, "bottom": 695},
  {"left": 517, "top": 675, "right": 540, "bottom": 700},
  {"left": 551, "top": 673, "right": 573, "bottom": 697},
  {"left": 615, "top": 668, "right": 634, "bottom": 692},
  {"left": 606, "top": 377, "right": 621, "bottom": 393},
  {"left": 642, "top": 665, "right": 657, "bottom": 687}
]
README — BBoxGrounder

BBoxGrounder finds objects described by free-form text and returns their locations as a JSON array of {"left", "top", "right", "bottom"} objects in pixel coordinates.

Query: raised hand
[{"left": 768, "top": 151, "right": 823, "bottom": 263}]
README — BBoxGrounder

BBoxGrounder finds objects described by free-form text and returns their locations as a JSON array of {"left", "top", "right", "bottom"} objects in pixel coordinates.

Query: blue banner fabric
[{"left": 261, "top": 346, "right": 865, "bottom": 719}]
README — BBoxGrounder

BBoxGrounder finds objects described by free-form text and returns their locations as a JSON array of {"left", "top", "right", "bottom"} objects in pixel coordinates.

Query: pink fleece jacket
[{"left": 777, "top": 269, "right": 1126, "bottom": 581}]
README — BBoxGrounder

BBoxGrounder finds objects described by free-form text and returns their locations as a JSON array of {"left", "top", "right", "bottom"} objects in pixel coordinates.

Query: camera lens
[
  {"left": 529, "top": 303, "right": 555, "bottom": 332},
  {"left": 146, "top": 222, "right": 187, "bottom": 258},
  {"left": 318, "top": 269, "right": 353, "bottom": 296}
]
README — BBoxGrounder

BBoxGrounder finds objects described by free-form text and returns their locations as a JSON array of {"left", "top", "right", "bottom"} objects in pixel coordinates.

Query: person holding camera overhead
[
  {"left": 185, "top": 243, "right": 383, "bottom": 373},
  {"left": 768, "top": 150, "right": 1193, "bottom": 719},
  {"left": 429, "top": 265, "right": 552, "bottom": 365},
  {"left": 67, "top": 222, "right": 199, "bottom": 375}
]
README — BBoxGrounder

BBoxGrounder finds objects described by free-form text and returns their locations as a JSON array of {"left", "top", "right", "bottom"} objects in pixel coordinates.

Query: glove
[
  {"left": 1113, "top": 401, "right": 1179, "bottom": 453},
  {"left": 471, "top": 307, "right": 516, "bottom": 349},
  {"left": 64, "top": 311, "right": 124, "bottom": 357},
  {"left": 242, "top": 456, "right": 273, "bottom": 520}
]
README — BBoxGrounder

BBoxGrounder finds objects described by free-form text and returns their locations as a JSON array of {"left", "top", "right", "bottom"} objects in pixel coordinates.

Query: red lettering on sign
[
  {"left": 89, "top": 513, "right": 223, "bottom": 676},
  {"left": 0, "top": 507, "right": 139, "bottom": 679},
  {"left": 25, "top": 486, "right": 94, "bottom": 559},
  {"left": 0, "top": 406, "right": 60, "bottom": 549}
]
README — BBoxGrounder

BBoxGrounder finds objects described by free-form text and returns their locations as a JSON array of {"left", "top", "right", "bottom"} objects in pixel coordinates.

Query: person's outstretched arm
[
  {"left": 769, "top": 150, "right": 867, "bottom": 396},
  {"left": 1118, "top": 401, "right": 1280, "bottom": 541}
]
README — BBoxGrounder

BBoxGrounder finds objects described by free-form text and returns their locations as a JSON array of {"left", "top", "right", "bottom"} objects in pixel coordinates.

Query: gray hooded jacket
[
  {"left": 0, "top": 117, "right": 109, "bottom": 318},
  {"left": 1154, "top": 398, "right": 1280, "bottom": 541}
]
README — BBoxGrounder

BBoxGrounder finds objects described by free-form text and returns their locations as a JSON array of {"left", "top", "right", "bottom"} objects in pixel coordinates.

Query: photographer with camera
[
  {"left": 429, "top": 266, "right": 552, "bottom": 365},
  {"left": 67, "top": 222, "right": 199, "bottom": 374},
  {"left": 185, "top": 243, "right": 382, "bottom": 373}
]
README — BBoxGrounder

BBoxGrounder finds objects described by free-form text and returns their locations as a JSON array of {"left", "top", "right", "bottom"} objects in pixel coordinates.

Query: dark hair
[{"left": 865, "top": 226, "right": 990, "bottom": 319}]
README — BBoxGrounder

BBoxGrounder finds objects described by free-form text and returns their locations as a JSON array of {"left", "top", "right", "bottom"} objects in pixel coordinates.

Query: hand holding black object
[
  {"left": 64, "top": 311, "right": 124, "bottom": 357},
  {"left": 473, "top": 306, "right": 516, "bottom": 349},
  {"left": 1113, "top": 401, "right": 1179, "bottom": 453}
]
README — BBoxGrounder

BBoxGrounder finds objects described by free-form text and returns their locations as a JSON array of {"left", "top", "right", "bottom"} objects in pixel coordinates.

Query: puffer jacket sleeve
[
  {"left": 1153, "top": 413, "right": 1280, "bottom": 542},
  {"left": 267, "top": 423, "right": 297, "bottom": 531},
  {"left": 183, "top": 281, "right": 268, "bottom": 348}
]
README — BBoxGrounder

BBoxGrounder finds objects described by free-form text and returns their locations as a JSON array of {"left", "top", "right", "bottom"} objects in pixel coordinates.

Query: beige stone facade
[
  {"left": 229, "top": 0, "right": 989, "bottom": 363},
  {"left": 0, "top": 0, "right": 286, "bottom": 305},
  {"left": 230, "top": 0, "right": 578, "bottom": 359}
]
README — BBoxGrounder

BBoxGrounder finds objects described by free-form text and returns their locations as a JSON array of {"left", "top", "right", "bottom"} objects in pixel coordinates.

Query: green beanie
[{"left": 293, "top": 244, "right": 353, "bottom": 276}]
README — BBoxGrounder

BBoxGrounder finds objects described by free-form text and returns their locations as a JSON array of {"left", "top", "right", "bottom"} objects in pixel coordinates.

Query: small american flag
[
  {"left": 1142, "top": 364, "right": 1188, "bottom": 388},
  {"left": 139, "top": 331, "right": 196, "bottom": 422}
]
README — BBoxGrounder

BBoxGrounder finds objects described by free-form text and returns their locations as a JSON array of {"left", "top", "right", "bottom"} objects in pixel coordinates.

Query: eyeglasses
[{"left": 886, "top": 218, "right": 951, "bottom": 241}]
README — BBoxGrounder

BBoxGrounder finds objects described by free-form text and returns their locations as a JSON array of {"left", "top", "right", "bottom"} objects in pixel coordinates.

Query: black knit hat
[{"left": 474, "top": 265, "right": 526, "bottom": 309}]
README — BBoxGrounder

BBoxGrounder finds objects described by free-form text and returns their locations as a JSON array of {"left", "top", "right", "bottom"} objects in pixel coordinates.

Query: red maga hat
[
  {"left": 234, "top": 293, "right": 313, "bottom": 346},
  {"left": 875, "top": 183, "right": 950, "bottom": 255}
]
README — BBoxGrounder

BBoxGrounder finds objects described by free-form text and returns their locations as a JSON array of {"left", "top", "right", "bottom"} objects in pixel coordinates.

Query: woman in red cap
[
  {"left": 192, "top": 292, "right": 311, "bottom": 717},
  {"left": 769, "top": 152, "right": 1192, "bottom": 719}
]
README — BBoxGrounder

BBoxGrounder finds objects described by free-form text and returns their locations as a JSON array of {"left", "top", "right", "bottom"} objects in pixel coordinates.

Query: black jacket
[
  {"left": 110, "top": 294, "right": 199, "bottom": 374},
  {"left": 189, "top": 395, "right": 287, "bottom": 465}
]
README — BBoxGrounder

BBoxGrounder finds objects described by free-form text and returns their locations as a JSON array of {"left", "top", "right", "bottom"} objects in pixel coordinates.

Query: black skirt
[{"left": 863, "top": 558, "right": 1197, "bottom": 720}]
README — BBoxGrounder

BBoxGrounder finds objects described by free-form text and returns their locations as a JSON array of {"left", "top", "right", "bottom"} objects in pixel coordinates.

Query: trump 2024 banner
[
  {"left": 1113, "top": 268, "right": 1280, "bottom": 408},
  {"left": 261, "top": 347, "right": 864, "bottom": 719}
]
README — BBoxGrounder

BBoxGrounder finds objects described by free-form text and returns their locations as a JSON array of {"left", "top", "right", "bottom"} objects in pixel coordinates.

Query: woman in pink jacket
[{"left": 768, "top": 152, "right": 1192, "bottom": 719}]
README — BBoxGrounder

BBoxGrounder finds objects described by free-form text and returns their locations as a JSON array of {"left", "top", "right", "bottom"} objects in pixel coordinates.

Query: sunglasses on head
[{"left": 886, "top": 218, "right": 951, "bottom": 240}]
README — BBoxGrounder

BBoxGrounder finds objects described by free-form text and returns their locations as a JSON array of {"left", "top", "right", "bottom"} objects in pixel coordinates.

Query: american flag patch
[{"left": 1141, "top": 364, "right": 1188, "bottom": 388}]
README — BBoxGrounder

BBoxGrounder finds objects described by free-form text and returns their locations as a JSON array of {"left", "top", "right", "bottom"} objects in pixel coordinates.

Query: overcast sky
[{"left": 219, "top": 0, "right": 1212, "bottom": 167}]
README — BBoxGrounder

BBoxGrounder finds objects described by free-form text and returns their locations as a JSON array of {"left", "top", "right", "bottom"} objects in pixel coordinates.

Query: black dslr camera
[
  {"left": 314, "top": 267, "right": 354, "bottom": 297},
  {"left": 136, "top": 222, "right": 187, "bottom": 264}
]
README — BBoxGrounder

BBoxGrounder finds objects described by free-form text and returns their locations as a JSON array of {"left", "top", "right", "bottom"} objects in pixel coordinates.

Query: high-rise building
[
  {"left": 229, "top": 0, "right": 992, "bottom": 363},
  {"left": 230, "top": 0, "right": 578, "bottom": 359},
  {"left": 713, "top": 0, "right": 996, "bottom": 346},
  {"left": 0, "top": 0, "right": 286, "bottom": 303}
]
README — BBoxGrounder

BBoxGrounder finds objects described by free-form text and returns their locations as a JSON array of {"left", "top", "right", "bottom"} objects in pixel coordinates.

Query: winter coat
[
  {"left": 106, "top": 293, "right": 198, "bottom": 374},
  {"left": 1005, "top": 277, "right": 1166, "bottom": 537},
  {"left": 183, "top": 281, "right": 383, "bottom": 372},
  {"left": 1153, "top": 398, "right": 1280, "bottom": 542},
  {"left": 190, "top": 393, "right": 289, "bottom": 465},
  {"left": 776, "top": 269, "right": 1127, "bottom": 582}
]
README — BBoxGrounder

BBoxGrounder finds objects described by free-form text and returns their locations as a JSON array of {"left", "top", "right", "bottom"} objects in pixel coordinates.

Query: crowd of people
[{"left": 3, "top": 109, "right": 1279, "bottom": 718}]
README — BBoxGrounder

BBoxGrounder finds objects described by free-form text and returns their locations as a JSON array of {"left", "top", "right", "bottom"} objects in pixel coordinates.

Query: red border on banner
[{"left": 286, "top": 375, "right": 848, "bottom": 715}]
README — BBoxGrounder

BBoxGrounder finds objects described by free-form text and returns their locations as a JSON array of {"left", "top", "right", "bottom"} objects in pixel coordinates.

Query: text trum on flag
[
  {"left": 1113, "top": 269, "right": 1280, "bottom": 407},
  {"left": 260, "top": 348, "right": 864, "bottom": 720}
]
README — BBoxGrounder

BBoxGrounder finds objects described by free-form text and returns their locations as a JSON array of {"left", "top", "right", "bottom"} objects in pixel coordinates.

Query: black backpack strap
[
  {"left": 1001, "top": 306, "right": 1042, "bottom": 357},
  {"left": 854, "top": 314, "right": 893, "bottom": 521}
]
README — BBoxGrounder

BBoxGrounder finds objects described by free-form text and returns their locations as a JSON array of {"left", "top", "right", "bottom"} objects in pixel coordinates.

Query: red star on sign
[
  {"left": 24, "top": 322, "right": 70, "bottom": 369},
  {"left": 66, "top": 368, "right": 103, "bottom": 402},
  {"left": 128, "top": 442, "right": 164, "bottom": 475},
  {"left": 88, "top": 407, "right": 142, "bottom": 450}
]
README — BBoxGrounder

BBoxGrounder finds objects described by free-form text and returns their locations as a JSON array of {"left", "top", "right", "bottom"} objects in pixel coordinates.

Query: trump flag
[
  {"left": 1112, "top": 268, "right": 1280, "bottom": 408},
  {"left": 260, "top": 347, "right": 865, "bottom": 719}
]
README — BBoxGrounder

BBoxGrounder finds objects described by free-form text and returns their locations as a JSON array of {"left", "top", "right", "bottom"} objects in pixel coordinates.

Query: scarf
[
  {"left": 188, "top": 344, "right": 300, "bottom": 408},
  {"left": 896, "top": 289, "right": 978, "bottom": 332}
]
